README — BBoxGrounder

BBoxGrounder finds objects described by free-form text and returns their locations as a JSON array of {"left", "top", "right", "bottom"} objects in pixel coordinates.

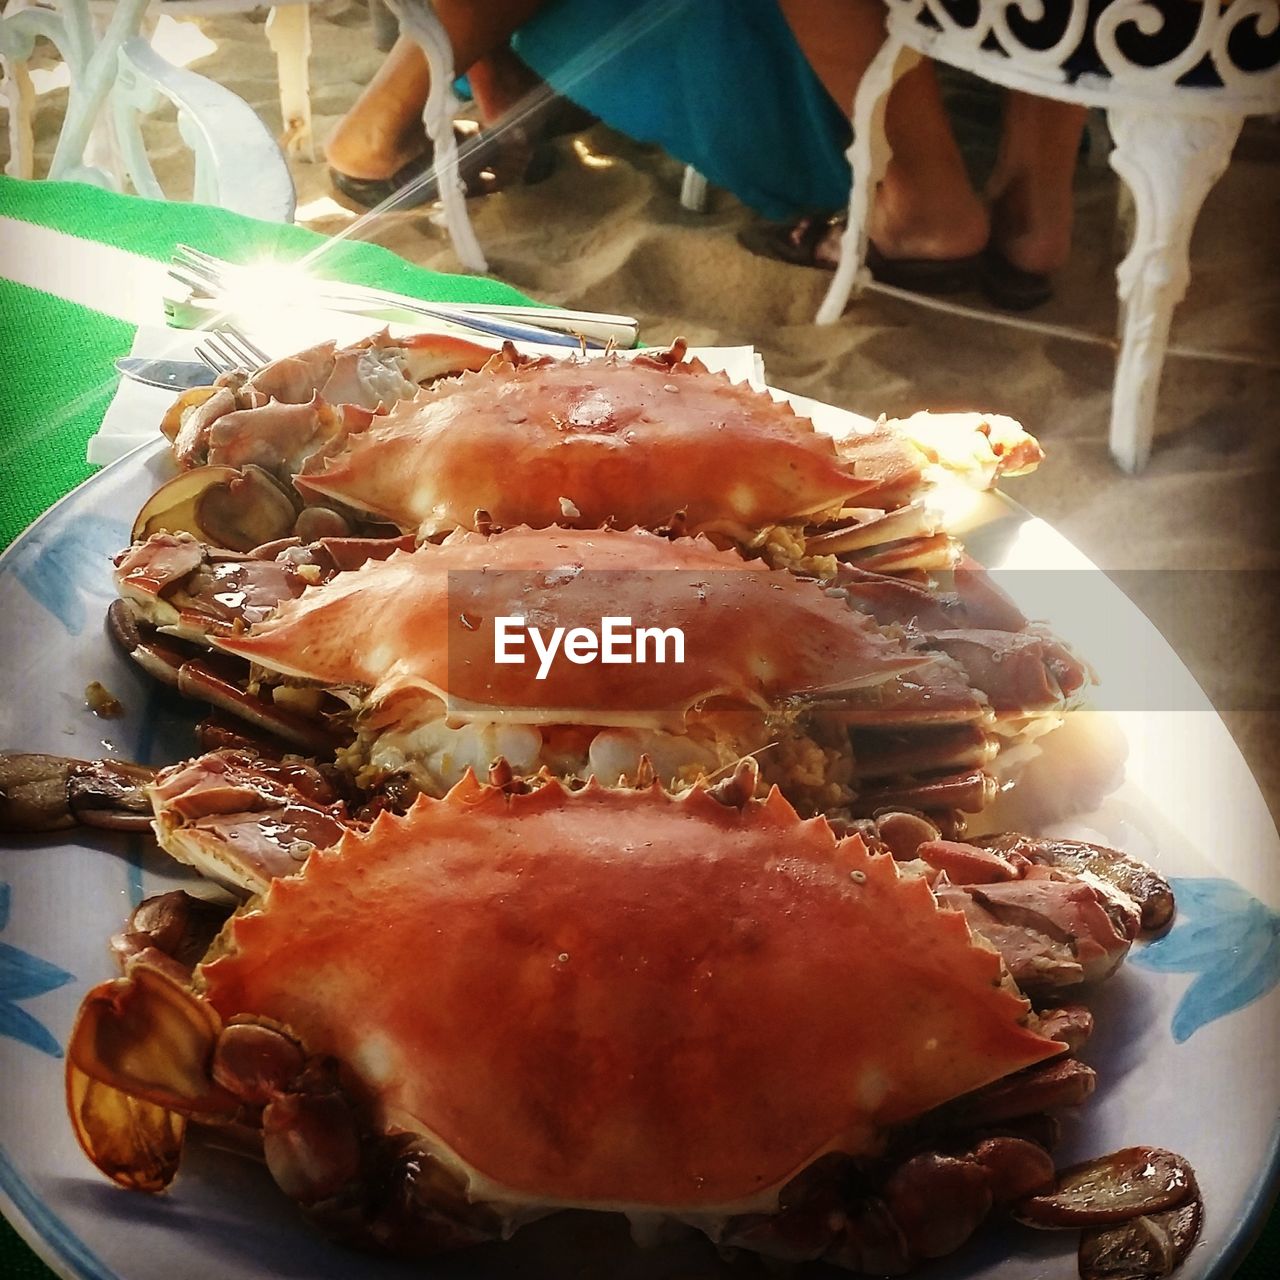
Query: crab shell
[
  {"left": 294, "top": 348, "right": 888, "bottom": 538},
  {"left": 197, "top": 776, "right": 1062, "bottom": 1216},
  {"left": 216, "top": 526, "right": 922, "bottom": 730}
]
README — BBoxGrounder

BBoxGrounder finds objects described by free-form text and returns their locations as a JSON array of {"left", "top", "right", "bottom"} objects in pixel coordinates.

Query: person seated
[
  {"left": 326, "top": 3, "right": 587, "bottom": 207},
  {"left": 326, "top": 0, "right": 856, "bottom": 218},
  {"left": 326, "top": 0, "right": 1084, "bottom": 308},
  {"left": 755, "top": 0, "right": 1085, "bottom": 308}
]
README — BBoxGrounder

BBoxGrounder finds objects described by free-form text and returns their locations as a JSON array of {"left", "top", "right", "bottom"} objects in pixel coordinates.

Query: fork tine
[
  {"left": 219, "top": 325, "right": 271, "bottom": 367},
  {"left": 170, "top": 246, "right": 240, "bottom": 300},
  {"left": 174, "top": 243, "right": 222, "bottom": 265},
  {"left": 205, "top": 332, "right": 239, "bottom": 369},
  {"left": 194, "top": 326, "right": 271, "bottom": 374},
  {"left": 174, "top": 244, "right": 230, "bottom": 273},
  {"left": 196, "top": 332, "right": 239, "bottom": 374},
  {"left": 167, "top": 263, "right": 219, "bottom": 298},
  {"left": 194, "top": 345, "right": 227, "bottom": 374}
]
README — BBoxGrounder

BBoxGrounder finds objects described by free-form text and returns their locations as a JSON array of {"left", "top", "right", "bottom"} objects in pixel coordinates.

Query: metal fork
[
  {"left": 194, "top": 325, "right": 272, "bottom": 376},
  {"left": 168, "top": 244, "right": 637, "bottom": 349}
]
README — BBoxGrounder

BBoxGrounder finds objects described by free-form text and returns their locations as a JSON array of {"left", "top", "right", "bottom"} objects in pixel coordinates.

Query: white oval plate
[{"left": 1, "top": 430, "right": 1276, "bottom": 1280}]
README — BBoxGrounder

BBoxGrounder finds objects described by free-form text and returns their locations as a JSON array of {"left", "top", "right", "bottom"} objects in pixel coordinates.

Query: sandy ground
[{"left": 10, "top": 0, "right": 1279, "bottom": 815}]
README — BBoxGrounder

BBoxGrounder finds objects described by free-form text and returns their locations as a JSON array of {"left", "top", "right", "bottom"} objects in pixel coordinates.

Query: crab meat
[
  {"left": 68, "top": 775, "right": 1076, "bottom": 1260},
  {"left": 165, "top": 331, "right": 498, "bottom": 471}
]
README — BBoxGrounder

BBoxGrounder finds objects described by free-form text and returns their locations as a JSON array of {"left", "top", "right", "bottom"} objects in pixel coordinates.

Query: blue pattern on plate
[
  {"left": 0, "top": 883, "right": 74, "bottom": 1058},
  {"left": 0, "top": 1144, "right": 124, "bottom": 1280},
  {"left": 7, "top": 514, "right": 130, "bottom": 634},
  {"left": 1132, "top": 876, "right": 1280, "bottom": 1043}
]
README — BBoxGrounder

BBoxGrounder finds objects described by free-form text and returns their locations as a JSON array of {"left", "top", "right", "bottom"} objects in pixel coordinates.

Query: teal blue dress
[{"left": 511, "top": 0, "right": 852, "bottom": 220}]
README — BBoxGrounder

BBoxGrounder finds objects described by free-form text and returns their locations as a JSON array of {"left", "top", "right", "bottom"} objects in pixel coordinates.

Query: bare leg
[
  {"left": 779, "top": 0, "right": 988, "bottom": 261},
  {"left": 326, "top": 0, "right": 547, "bottom": 180},
  {"left": 327, "top": 36, "right": 431, "bottom": 179},
  {"left": 986, "top": 92, "right": 1087, "bottom": 274}
]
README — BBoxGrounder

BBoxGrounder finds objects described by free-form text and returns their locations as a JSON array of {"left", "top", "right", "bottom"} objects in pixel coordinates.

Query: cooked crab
[
  {"left": 150, "top": 338, "right": 1041, "bottom": 570},
  {"left": 0, "top": 740, "right": 1166, "bottom": 999},
  {"left": 65, "top": 771, "right": 1198, "bottom": 1273},
  {"left": 144, "top": 751, "right": 1168, "bottom": 996},
  {"left": 196, "top": 524, "right": 925, "bottom": 813},
  {"left": 103, "top": 523, "right": 1090, "bottom": 821}
]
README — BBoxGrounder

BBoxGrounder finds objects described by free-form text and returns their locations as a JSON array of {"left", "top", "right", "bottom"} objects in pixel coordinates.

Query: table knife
[{"left": 115, "top": 356, "right": 215, "bottom": 390}]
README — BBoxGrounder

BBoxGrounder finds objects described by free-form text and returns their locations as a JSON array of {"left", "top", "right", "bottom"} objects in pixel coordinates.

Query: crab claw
[
  {"left": 1079, "top": 1195, "right": 1203, "bottom": 1280},
  {"left": 934, "top": 877, "right": 1140, "bottom": 991},
  {"left": 1014, "top": 1147, "right": 1198, "bottom": 1228},
  {"left": 132, "top": 465, "right": 303, "bottom": 552},
  {"left": 66, "top": 964, "right": 240, "bottom": 1192},
  {"left": 885, "top": 411, "right": 1045, "bottom": 487},
  {"left": 976, "top": 834, "right": 1176, "bottom": 934},
  {"left": 67, "top": 965, "right": 235, "bottom": 1117},
  {"left": 148, "top": 750, "right": 350, "bottom": 894},
  {"left": 65, "top": 1060, "right": 188, "bottom": 1194}
]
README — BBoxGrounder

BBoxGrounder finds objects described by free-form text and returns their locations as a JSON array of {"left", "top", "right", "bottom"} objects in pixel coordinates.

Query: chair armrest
[{"left": 116, "top": 35, "right": 296, "bottom": 222}]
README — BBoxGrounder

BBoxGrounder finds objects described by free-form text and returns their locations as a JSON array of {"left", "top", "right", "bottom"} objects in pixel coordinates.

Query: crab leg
[{"left": 0, "top": 753, "right": 156, "bottom": 833}]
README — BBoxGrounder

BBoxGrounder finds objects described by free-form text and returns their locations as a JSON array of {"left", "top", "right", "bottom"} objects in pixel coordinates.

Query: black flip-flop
[
  {"left": 980, "top": 247, "right": 1054, "bottom": 310},
  {"left": 739, "top": 214, "right": 981, "bottom": 295},
  {"left": 330, "top": 122, "right": 555, "bottom": 211},
  {"left": 865, "top": 243, "right": 981, "bottom": 295},
  {"left": 330, "top": 152, "right": 440, "bottom": 210},
  {"left": 737, "top": 212, "right": 844, "bottom": 269}
]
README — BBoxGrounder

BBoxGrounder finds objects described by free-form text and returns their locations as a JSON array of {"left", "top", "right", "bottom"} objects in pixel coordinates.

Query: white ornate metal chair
[
  {"left": 819, "top": 0, "right": 1280, "bottom": 471},
  {"left": 381, "top": 0, "right": 488, "bottom": 271},
  {"left": 154, "top": 0, "right": 314, "bottom": 158},
  {"left": 0, "top": 0, "right": 296, "bottom": 220}
]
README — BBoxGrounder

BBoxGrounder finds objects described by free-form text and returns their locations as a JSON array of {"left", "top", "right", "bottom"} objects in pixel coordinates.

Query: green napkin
[{"left": 0, "top": 175, "right": 535, "bottom": 550}]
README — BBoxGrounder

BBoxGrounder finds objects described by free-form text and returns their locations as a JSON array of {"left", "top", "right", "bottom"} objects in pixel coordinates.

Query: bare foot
[
  {"left": 987, "top": 171, "right": 1075, "bottom": 274},
  {"left": 868, "top": 158, "right": 990, "bottom": 261},
  {"left": 325, "top": 116, "right": 426, "bottom": 181},
  {"left": 984, "top": 95, "right": 1085, "bottom": 274}
]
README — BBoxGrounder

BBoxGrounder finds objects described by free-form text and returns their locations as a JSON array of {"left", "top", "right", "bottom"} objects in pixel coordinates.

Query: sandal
[
  {"left": 979, "top": 247, "right": 1054, "bottom": 311},
  {"left": 737, "top": 212, "right": 844, "bottom": 270},
  {"left": 739, "top": 214, "right": 981, "bottom": 295},
  {"left": 865, "top": 244, "right": 981, "bottom": 295},
  {"left": 329, "top": 119, "right": 555, "bottom": 211}
]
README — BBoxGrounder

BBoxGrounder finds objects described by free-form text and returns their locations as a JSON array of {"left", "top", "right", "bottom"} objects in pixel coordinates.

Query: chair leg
[
  {"left": 47, "top": 0, "right": 149, "bottom": 184},
  {"left": 265, "top": 4, "right": 313, "bottom": 160},
  {"left": 1105, "top": 106, "right": 1242, "bottom": 472},
  {"left": 385, "top": 0, "right": 488, "bottom": 273},
  {"left": 1, "top": 55, "right": 35, "bottom": 179},
  {"left": 817, "top": 35, "right": 919, "bottom": 326},
  {"left": 680, "top": 166, "right": 709, "bottom": 213}
]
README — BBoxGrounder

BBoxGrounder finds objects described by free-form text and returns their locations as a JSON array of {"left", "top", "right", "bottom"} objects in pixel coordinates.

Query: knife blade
[{"left": 115, "top": 356, "right": 215, "bottom": 390}]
